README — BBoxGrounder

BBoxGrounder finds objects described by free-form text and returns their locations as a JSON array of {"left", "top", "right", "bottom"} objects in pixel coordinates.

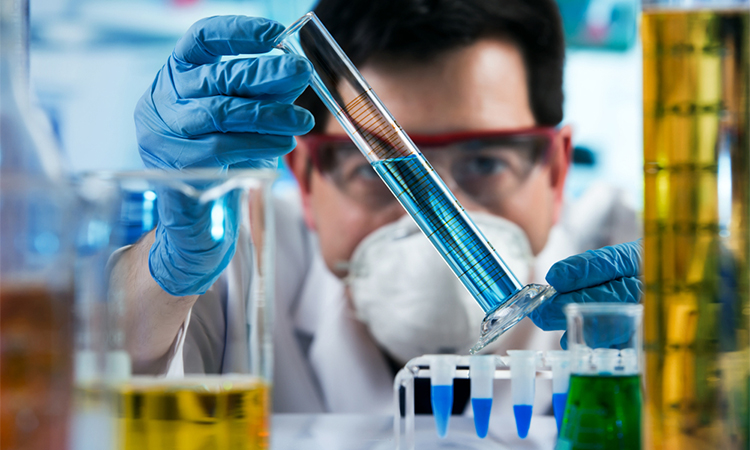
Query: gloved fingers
[
  {"left": 545, "top": 240, "right": 643, "bottom": 293},
  {"left": 173, "top": 16, "right": 286, "bottom": 66},
  {"left": 528, "top": 276, "right": 643, "bottom": 332},
  {"left": 155, "top": 95, "right": 314, "bottom": 136},
  {"left": 173, "top": 54, "right": 312, "bottom": 101},
  {"left": 138, "top": 128, "right": 298, "bottom": 169}
]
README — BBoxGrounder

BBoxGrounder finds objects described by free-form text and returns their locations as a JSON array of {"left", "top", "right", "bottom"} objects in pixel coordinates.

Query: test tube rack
[{"left": 393, "top": 352, "right": 571, "bottom": 450}]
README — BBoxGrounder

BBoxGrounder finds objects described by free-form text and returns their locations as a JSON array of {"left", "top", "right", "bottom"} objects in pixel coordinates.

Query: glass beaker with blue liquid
[
  {"left": 557, "top": 303, "right": 643, "bottom": 450},
  {"left": 275, "top": 12, "right": 556, "bottom": 353}
]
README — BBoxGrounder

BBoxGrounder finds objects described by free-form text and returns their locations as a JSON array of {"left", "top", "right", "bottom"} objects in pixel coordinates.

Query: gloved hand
[
  {"left": 135, "top": 15, "right": 314, "bottom": 296},
  {"left": 529, "top": 240, "right": 644, "bottom": 349}
]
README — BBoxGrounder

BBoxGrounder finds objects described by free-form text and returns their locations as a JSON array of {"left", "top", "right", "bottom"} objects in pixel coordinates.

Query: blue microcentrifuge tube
[
  {"left": 508, "top": 350, "right": 537, "bottom": 439},
  {"left": 469, "top": 355, "right": 495, "bottom": 438},
  {"left": 546, "top": 350, "right": 571, "bottom": 432},
  {"left": 430, "top": 355, "right": 456, "bottom": 438}
]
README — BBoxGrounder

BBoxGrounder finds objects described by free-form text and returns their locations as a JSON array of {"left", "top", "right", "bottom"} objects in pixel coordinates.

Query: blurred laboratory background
[{"left": 29, "top": 0, "right": 641, "bottom": 208}]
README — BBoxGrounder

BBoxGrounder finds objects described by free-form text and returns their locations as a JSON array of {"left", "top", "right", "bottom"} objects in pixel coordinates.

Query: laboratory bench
[{"left": 271, "top": 414, "right": 557, "bottom": 450}]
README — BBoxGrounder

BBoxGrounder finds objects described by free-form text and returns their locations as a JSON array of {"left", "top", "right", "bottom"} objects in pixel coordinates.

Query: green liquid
[{"left": 557, "top": 374, "right": 641, "bottom": 450}]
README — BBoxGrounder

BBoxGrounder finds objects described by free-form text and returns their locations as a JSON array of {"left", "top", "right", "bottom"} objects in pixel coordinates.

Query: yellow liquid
[
  {"left": 643, "top": 8, "right": 750, "bottom": 450},
  {"left": 115, "top": 376, "right": 269, "bottom": 450}
]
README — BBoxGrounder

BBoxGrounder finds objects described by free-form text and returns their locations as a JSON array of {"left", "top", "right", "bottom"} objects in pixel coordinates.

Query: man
[{"left": 115, "top": 0, "right": 642, "bottom": 414}]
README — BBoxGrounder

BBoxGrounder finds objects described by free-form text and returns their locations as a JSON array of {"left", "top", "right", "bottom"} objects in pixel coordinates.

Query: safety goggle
[{"left": 301, "top": 127, "right": 558, "bottom": 210}]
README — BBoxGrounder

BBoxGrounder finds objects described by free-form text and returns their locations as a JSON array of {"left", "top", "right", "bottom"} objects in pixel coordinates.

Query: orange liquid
[{"left": 0, "top": 283, "right": 74, "bottom": 450}]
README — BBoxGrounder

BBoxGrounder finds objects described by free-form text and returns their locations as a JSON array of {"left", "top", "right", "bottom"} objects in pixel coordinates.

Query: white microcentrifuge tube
[
  {"left": 545, "top": 350, "right": 571, "bottom": 432},
  {"left": 508, "top": 350, "right": 537, "bottom": 439},
  {"left": 429, "top": 355, "right": 457, "bottom": 438},
  {"left": 469, "top": 355, "right": 495, "bottom": 438}
]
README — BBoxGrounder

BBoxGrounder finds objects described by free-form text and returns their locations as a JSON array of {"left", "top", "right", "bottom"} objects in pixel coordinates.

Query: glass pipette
[{"left": 275, "top": 13, "right": 557, "bottom": 353}]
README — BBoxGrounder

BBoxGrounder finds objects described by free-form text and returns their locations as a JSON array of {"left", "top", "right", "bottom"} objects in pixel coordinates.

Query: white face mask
[{"left": 346, "top": 212, "right": 533, "bottom": 365}]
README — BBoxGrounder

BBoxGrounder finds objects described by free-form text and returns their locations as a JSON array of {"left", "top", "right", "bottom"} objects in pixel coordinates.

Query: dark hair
[{"left": 296, "top": 0, "right": 565, "bottom": 132}]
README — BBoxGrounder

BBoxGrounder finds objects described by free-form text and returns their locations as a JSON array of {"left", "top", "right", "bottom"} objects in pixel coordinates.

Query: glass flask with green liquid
[
  {"left": 558, "top": 374, "right": 642, "bottom": 450},
  {"left": 557, "top": 304, "right": 644, "bottom": 450}
]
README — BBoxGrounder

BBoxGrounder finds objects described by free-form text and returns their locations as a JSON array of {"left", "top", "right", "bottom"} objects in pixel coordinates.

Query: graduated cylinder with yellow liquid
[{"left": 642, "top": 1, "right": 750, "bottom": 448}]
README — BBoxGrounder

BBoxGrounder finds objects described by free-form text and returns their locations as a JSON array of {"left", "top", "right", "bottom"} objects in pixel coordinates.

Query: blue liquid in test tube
[
  {"left": 429, "top": 356, "right": 457, "bottom": 438},
  {"left": 552, "top": 392, "right": 568, "bottom": 431},
  {"left": 372, "top": 154, "right": 521, "bottom": 312},
  {"left": 509, "top": 350, "right": 537, "bottom": 439},
  {"left": 469, "top": 355, "right": 496, "bottom": 439},
  {"left": 431, "top": 384, "right": 453, "bottom": 438}
]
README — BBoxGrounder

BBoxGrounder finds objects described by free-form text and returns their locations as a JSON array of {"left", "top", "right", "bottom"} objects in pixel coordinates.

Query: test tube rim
[
  {"left": 273, "top": 11, "right": 315, "bottom": 44},
  {"left": 564, "top": 302, "right": 643, "bottom": 317},
  {"left": 273, "top": 12, "right": 372, "bottom": 95}
]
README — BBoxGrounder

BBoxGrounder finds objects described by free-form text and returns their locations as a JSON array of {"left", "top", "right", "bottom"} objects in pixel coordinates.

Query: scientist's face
[{"left": 291, "top": 38, "right": 572, "bottom": 278}]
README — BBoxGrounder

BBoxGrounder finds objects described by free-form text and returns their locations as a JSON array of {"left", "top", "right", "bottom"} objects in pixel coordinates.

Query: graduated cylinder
[{"left": 642, "top": 2, "right": 750, "bottom": 448}]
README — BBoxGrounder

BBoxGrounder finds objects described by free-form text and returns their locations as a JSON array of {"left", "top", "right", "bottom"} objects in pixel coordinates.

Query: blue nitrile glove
[
  {"left": 135, "top": 15, "right": 314, "bottom": 296},
  {"left": 529, "top": 240, "right": 644, "bottom": 349}
]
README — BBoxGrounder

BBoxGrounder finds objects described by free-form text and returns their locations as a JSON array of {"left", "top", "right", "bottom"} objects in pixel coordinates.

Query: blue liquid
[
  {"left": 471, "top": 397, "right": 492, "bottom": 438},
  {"left": 431, "top": 384, "right": 453, "bottom": 438},
  {"left": 372, "top": 154, "right": 522, "bottom": 312},
  {"left": 513, "top": 404, "right": 533, "bottom": 439},
  {"left": 552, "top": 392, "right": 568, "bottom": 432}
]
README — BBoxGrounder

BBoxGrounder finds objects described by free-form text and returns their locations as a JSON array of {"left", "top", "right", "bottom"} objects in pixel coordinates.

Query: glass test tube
[
  {"left": 276, "top": 14, "right": 558, "bottom": 351},
  {"left": 275, "top": 13, "right": 557, "bottom": 351},
  {"left": 275, "top": 12, "right": 520, "bottom": 313}
]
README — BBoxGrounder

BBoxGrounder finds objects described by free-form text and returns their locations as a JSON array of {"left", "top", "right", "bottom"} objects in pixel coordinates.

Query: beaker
[
  {"left": 0, "top": 178, "right": 78, "bottom": 450},
  {"left": 557, "top": 303, "right": 643, "bottom": 450},
  {"left": 275, "top": 12, "right": 556, "bottom": 353},
  {"left": 642, "top": 0, "right": 750, "bottom": 448},
  {"left": 77, "top": 169, "right": 276, "bottom": 450}
]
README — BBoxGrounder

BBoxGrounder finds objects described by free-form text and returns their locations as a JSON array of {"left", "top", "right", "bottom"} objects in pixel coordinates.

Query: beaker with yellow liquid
[
  {"left": 642, "top": 1, "right": 750, "bottom": 448},
  {"left": 115, "top": 376, "right": 269, "bottom": 450},
  {"left": 74, "top": 171, "right": 277, "bottom": 450}
]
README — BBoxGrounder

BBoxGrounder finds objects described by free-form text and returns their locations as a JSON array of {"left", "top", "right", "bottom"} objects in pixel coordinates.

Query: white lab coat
[{"left": 165, "top": 181, "right": 641, "bottom": 414}]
